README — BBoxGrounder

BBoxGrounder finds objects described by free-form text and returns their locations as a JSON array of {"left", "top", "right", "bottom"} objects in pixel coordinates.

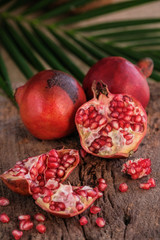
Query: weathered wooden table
[{"left": 0, "top": 80, "right": 160, "bottom": 240}]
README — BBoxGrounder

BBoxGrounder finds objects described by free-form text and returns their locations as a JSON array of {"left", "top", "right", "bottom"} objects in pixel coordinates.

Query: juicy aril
[
  {"left": 75, "top": 82, "right": 147, "bottom": 158},
  {"left": 0, "top": 149, "right": 102, "bottom": 218},
  {"left": 15, "top": 70, "right": 86, "bottom": 140},
  {"left": 83, "top": 56, "right": 153, "bottom": 108}
]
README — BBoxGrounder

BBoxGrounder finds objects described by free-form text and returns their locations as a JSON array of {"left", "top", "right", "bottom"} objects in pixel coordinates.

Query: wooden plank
[{"left": 0, "top": 80, "right": 160, "bottom": 240}]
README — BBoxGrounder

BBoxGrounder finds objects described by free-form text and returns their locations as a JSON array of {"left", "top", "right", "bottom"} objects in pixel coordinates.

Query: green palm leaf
[{"left": 0, "top": 0, "right": 160, "bottom": 104}]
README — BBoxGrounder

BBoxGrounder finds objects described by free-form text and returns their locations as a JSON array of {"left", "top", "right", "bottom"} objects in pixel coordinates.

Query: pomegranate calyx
[{"left": 92, "top": 81, "right": 109, "bottom": 100}]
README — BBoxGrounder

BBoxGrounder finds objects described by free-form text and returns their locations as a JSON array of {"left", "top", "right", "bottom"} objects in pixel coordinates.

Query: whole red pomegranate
[
  {"left": 83, "top": 57, "right": 153, "bottom": 108},
  {"left": 15, "top": 70, "right": 86, "bottom": 140},
  {"left": 0, "top": 148, "right": 102, "bottom": 218},
  {"left": 75, "top": 82, "right": 147, "bottom": 158}
]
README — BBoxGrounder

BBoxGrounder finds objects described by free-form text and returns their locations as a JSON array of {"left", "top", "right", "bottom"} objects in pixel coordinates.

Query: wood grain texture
[{"left": 0, "top": 80, "right": 160, "bottom": 240}]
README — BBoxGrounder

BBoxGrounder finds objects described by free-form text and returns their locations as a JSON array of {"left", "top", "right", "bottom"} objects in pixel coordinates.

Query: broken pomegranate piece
[
  {"left": 75, "top": 82, "right": 147, "bottom": 158},
  {"left": 35, "top": 184, "right": 102, "bottom": 218},
  {"left": 122, "top": 158, "right": 151, "bottom": 179},
  {"left": 0, "top": 148, "right": 80, "bottom": 195}
]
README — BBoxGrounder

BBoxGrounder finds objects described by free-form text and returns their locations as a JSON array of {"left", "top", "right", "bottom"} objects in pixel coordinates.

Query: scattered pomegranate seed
[
  {"left": 90, "top": 205, "right": 101, "bottom": 214},
  {"left": 80, "top": 148, "right": 87, "bottom": 158},
  {"left": 148, "top": 178, "right": 156, "bottom": 187},
  {"left": 98, "top": 178, "right": 106, "bottom": 184},
  {"left": 0, "top": 213, "right": 10, "bottom": 223},
  {"left": 79, "top": 216, "right": 88, "bottom": 226},
  {"left": 34, "top": 213, "right": 46, "bottom": 222},
  {"left": 119, "top": 183, "right": 128, "bottom": 192},
  {"left": 96, "top": 217, "right": 105, "bottom": 227},
  {"left": 12, "top": 230, "right": 23, "bottom": 240},
  {"left": 0, "top": 197, "right": 10, "bottom": 206},
  {"left": 18, "top": 215, "right": 31, "bottom": 221},
  {"left": 19, "top": 220, "right": 33, "bottom": 230},
  {"left": 36, "top": 223, "right": 46, "bottom": 234},
  {"left": 98, "top": 183, "right": 107, "bottom": 192},
  {"left": 139, "top": 183, "right": 151, "bottom": 190}
]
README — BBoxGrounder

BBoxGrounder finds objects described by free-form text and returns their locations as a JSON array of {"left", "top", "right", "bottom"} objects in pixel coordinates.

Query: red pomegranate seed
[
  {"left": 98, "top": 178, "right": 106, "bottom": 184},
  {"left": 12, "top": 230, "right": 23, "bottom": 240},
  {"left": 18, "top": 215, "right": 31, "bottom": 221},
  {"left": 0, "top": 213, "right": 10, "bottom": 223},
  {"left": 79, "top": 216, "right": 88, "bottom": 226},
  {"left": 87, "top": 189, "right": 97, "bottom": 198},
  {"left": 139, "top": 183, "right": 150, "bottom": 190},
  {"left": 98, "top": 183, "right": 107, "bottom": 192},
  {"left": 148, "top": 178, "right": 156, "bottom": 187},
  {"left": 48, "top": 149, "right": 58, "bottom": 158},
  {"left": 34, "top": 213, "right": 46, "bottom": 222},
  {"left": 119, "top": 183, "right": 128, "bottom": 192},
  {"left": 90, "top": 205, "right": 101, "bottom": 214},
  {"left": 96, "top": 217, "right": 105, "bottom": 227},
  {"left": 19, "top": 220, "right": 33, "bottom": 230},
  {"left": 57, "top": 169, "right": 65, "bottom": 178},
  {"left": 0, "top": 197, "right": 10, "bottom": 206},
  {"left": 80, "top": 148, "right": 87, "bottom": 158},
  {"left": 76, "top": 202, "right": 84, "bottom": 211},
  {"left": 36, "top": 223, "right": 46, "bottom": 234}
]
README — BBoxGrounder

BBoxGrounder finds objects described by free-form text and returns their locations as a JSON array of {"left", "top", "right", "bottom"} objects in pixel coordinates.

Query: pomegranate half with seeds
[
  {"left": 0, "top": 148, "right": 102, "bottom": 217},
  {"left": 83, "top": 56, "right": 153, "bottom": 108},
  {"left": 15, "top": 70, "right": 86, "bottom": 140},
  {"left": 75, "top": 82, "right": 147, "bottom": 158}
]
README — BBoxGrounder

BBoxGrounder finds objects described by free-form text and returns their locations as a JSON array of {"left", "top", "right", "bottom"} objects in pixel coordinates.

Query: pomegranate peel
[
  {"left": 75, "top": 82, "right": 147, "bottom": 158},
  {"left": 0, "top": 148, "right": 80, "bottom": 195},
  {"left": 83, "top": 56, "right": 152, "bottom": 108},
  {"left": 122, "top": 158, "right": 151, "bottom": 179}
]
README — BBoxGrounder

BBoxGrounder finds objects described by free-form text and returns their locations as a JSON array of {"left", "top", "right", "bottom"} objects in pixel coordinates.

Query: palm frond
[{"left": 0, "top": 0, "right": 160, "bottom": 105}]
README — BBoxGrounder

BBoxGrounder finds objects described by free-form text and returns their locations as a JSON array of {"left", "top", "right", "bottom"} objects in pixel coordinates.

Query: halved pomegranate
[
  {"left": 0, "top": 148, "right": 103, "bottom": 217},
  {"left": 75, "top": 82, "right": 147, "bottom": 158}
]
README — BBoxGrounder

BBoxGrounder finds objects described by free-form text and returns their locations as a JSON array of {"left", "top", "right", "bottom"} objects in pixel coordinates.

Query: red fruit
[
  {"left": 36, "top": 223, "right": 46, "bottom": 233},
  {"left": 148, "top": 178, "right": 156, "bottom": 187},
  {"left": 96, "top": 217, "right": 105, "bottom": 227},
  {"left": 0, "top": 148, "right": 80, "bottom": 195},
  {"left": 19, "top": 220, "right": 33, "bottom": 230},
  {"left": 0, "top": 213, "right": 10, "bottom": 223},
  {"left": 34, "top": 213, "right": 45, "bottom": 222},
  {"left": 0, "top": 148, "right": 102, "bottom": 218},
  {"left": 0, "top": 197, "right": 10, "bottom": 206},
  {"left": 15, "top": 70, "right": 86, "bottom": 140},
  {"left": 98, "top": 183, "right": 107, "bottom": 192},
  {"left": 79, "top": 216, "right": 88, "bottom": 225},
  {"left": 18, "top": 215, "right": 31, "bottom": 221},
  {"left": 75, "top": 82, "right": 147, "bottom": 158},
  {"left": 90, "top": 205, "right": 101, "bottom": 214},
  {"left": 83, "top": 56, "right": 153, "bottom": 108},
  {"left": 139, "top": 183, "right": 150, "bottom": 190},
  {"left": 12, "top": 230, "right": 23, "bottom": 240},
  {"left": 122, "top": 158, "right": 151, "bottom": 179},
  {"left": 119, "top": 183, "right": 128, "bottom": 192}
]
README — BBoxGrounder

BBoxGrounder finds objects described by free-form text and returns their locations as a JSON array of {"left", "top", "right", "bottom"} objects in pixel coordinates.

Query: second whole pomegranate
[{"left": 15, "top": 70, "right": 86, "bottom": 140}]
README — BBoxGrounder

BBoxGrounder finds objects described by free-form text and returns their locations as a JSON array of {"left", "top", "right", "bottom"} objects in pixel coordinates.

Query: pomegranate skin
[
  {"left": 15, "top": 70, "right": 86, "bottom": 140},
  {"left": 83, "top": 57, "right": 152, "bottom": 109}
]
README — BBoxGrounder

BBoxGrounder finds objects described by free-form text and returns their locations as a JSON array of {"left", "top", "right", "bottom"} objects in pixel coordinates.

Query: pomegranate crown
[{"left": 92, "top": 81, "right": 109, "bottom": 99}]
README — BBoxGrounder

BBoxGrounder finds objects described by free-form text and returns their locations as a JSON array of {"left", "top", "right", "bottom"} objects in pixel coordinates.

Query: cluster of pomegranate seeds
[
  {"left": 36, "top": 223, "right": 46, "bottom": 234},
  {"left": 90, "top": 205, "right": 101, "bottom": 214},
  {"left": 98, "top": 178, "right": 107, "bottom": 192},
  {"left": 119, "top": 183, "right": 128, "bottom": 192},
  {"left": 0, "top": 213, "right": 10, "bottom": 223},
  {"left": 0, "top": 197, "right": 10, "bottom": 206},
  {"left": 12, "top": 230, "right": 23, "bottom": 240},
  {"left": 79, "top": 216, "right": 88, "bottom": 226},
  {"left": 122, "top": 158, "right": 151, "bottom": 179},
  {"left": 96, "top": 217, "right": 105, "bottom": 228},
  {"left": 140, "top": 178, "right": 156, "bottom": 190},
  {"left": 75, "top": 86, "right": 147, "bottom": 158}
]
